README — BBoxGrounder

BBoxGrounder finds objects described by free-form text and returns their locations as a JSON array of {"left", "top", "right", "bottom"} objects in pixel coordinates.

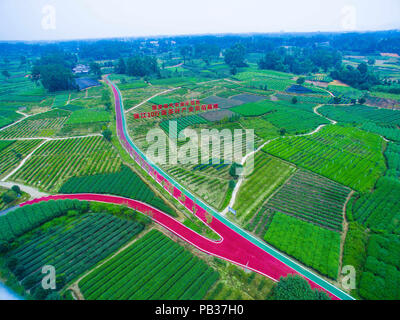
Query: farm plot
[
  {"left": 52, "top": 94, "right": 69, "bottom": 108},
  {"left": 286, "top": 85, "right": 314, "bottom": 94},
  {"left": 318, "top": 104, "right": 400, "bottom": 126},
  {"left": 263, "top": 125, "right": 386, "bottom": 192},
  {"left": 239, "top": 117, "right": 279, "bottom": 141},
  {"left": 11, "top": 136, "right": 122, "bottom": 192},
  {"left": 0, "top": 139, "right": 43, "bottom": 178},
  {"left": 0, "top": 199, "right": 87, "bottom": 242},
  {"left": 65, "top": 108, "right": 110, "bottom": 125},
  {"left": 200, "top": 109, "right": 234, "bottom": 122},
  {"left": 237, "top": 75, "right": 294, "bottom": 92},
  {"left": 233, "top": 99, "right": 327, "bottom": 134},
  {"left": 262, "top": 104, "right": 329, "bottom": 134},
  {"left": 164, "top": 163, "right": 231, "bottom": 210},
  {"left": 201, "top": 96, "right": 243, "bottom": 109},
  {"left": 121, "top": 86, "right": 165, "bottom": 110},
  {"left": 59, "top": 165, "right": 175, "bottom": 216},
  {"left": 385, "top": 142, "right": 400, "bottom": 178},
  {"left": 0, "top": 109, "right": 71, "bottom": 139},
  {"left": 0, "top": 105, "right": 23, "bottom": 129},
  {"left": 352, "top": 176, "right": 400, "bottom": 235},
  {"left": 349, "top": 142, "right": 400, "bottom": 234},
  {"left": 79, "top": 230, "right": 219, "bottom": 300},
  {"left": 361, "top": 122, "right": 400, "bottom": 143},
  {"left": 275, "top": 93, "right": 331, "bottom": 104},
  {"left": 159, "top": 114, "right": 208, "bottom": 136},
  {"left": 262, "top": 170, "right": 350, "bottom": 232},
  {"left": 264, "top": 212, "right": 341, "bottom": 279},
  {"left": 230, "top": 94, "right": 267, "bottom": 103},
  {"left": 75, "top": 77, "right": 101, "bottom": 90},
  {"left": 6, "top": 211, "right": 144, "bottom": 293},
  {"left": 127, "top": 110, "right": 261, "bottom": 210},
  {"left": 358, "top": 233, "right": 400, "bottom": 300},
  {"left": 231, "top": 99, "right": 277, "bottom": 116},
  {"left": 232, "top": 152, "right": 295, "bottom": 224}
]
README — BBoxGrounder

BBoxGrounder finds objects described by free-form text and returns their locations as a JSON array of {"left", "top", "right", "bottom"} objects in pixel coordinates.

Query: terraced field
[
  {"left": 232, "top": 152, "right": 295, "bottom": 223},
  {"left": 6, "top": 212, "right": 143, "bottom": 292},
  {"left": 0, "top": 139, "right": 43, "bottom": 178},
  {"left": 11, "top": 136, "right": 122, "bottom": 191},
  {"left": 65, "top": 108, "right": 110, "bottom": 125},
  {"left": 262, "top": 170, "right": 351, "bottom": 232},
  {"left": 239, "top": 117, "right": 279, "bottom": 140},
  {"left": 263, "top": 125, "right": 386, "bottom": 192},
  {"left": 0, "top": 109, "right": 72, "bottom": 139},
  {"left": 0, "top": 117, "right": 69, "bottom": 138},
  {"left": 79, "top": 230, "right": 219, "bottom": 300},
  {"left": 52, "top": 93, "right": 69, "bottom": 108},
  {"left": 264, "top": 212, "right": 341, "bottom": 279}
]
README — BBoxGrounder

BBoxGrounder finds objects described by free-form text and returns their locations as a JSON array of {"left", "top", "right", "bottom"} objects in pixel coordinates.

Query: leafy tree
[
  {"left": 0, "top": 241, "right": 9, "bottom": 254},
  {"left": 358, "top": 97, "right": 366, "bottom": 105},
  {"left": 194, "top": 43, "right": 220, "bottom": 63},
  {"left": 279, "top": 128, "right": 287, "bottom": 136},
  {"left": 179, "top": 45, "right": 192, "bottom": 64},
  {"left": 330, "top": 64, "right": 380, "bottom": 90},
  {"left": 11, "top": 185, "right": 21, "bottom": 195},
  {"left": 357, "top": 62, "right": 368, "bottom": 75},
  {"left": 229, "top": 162, "right": 243, "bottom": 179},
  {"left": 102, "top": 90, "right": 112, "bottom": 111},
  {"left": 115, "top": 57, "right": 126, "bottom": 74},
  {"left": 2, "top": 191, "right": 17, "bottom": 204},
  {"left": 89, "top": 62, "right": 102, "bottom": 78},
  {"left": 31, "top": 53, "right": 77, "bottom": 92},
  {"left": 259, "top": 51, "right": 286, "bottom": 71},
  {"left": 271, "top": 275, "right": 330, "bottom": 300},
  {"left": 126, "top": 55, "right": 159, "bottom": 77},
  {"left": 291, "top": 97, "right": 298, "bottom": 104},
  {"left": 102, "top": 128, "right": 112, "bottom": 141},
  {"left": 296, "top": 77, "right": 305, "bottom": 85},
  {"left": 32, "top": 64, "right": 75, "bottom": 92},
  {"left": 224, "top": 43, "right": 247, "bottom": 68},
  {"left": 1, "top": 70, "right": 10, "bottom": 79}
]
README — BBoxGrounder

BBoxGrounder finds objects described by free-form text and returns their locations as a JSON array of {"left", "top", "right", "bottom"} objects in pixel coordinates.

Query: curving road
[{"left": 104, "top": 76, "right": 354, "bottom": 300}]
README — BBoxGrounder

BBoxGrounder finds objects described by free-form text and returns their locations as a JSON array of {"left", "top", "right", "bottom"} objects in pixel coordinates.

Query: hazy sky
[{"left": 0, "top": 0, "right": 399, "bottom": 41}]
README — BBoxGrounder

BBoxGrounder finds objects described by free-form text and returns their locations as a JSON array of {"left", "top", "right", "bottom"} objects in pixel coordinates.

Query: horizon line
[{"left": 1, "top": 28, "right": 399, "bottom": 44}]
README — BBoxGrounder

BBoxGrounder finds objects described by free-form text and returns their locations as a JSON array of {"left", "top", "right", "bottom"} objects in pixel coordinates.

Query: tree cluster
[{"left": 258, "top": 47, "right": 342, "bottom": 74}]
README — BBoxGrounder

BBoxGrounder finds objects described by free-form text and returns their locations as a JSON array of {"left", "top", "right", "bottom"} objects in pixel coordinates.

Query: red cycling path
[{"left": 20, "top": 193, "right": 339, "bottom": 300}]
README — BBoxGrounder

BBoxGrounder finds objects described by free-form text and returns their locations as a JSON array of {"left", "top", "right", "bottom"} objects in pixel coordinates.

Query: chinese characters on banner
[{"left": 132, "top": 100, "right": 219, "bottom": 119}]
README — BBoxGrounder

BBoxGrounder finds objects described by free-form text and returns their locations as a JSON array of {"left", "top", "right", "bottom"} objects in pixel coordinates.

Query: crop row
[
  {"left": 8, "top": 212, "right": 143, "bottom": 290},
  {"left": 264, "top": 170, "right": 350, "bottom": 232},
  {"left": 80, "top": 230, "right": 219, "bottom": 300},
  {"left": 262, "top": 125, "right": 386, "bottom": 192},
  {"left": 0, "top": 117, "right": 69, "bottom": 139},
  {"left": 264, "top": 212, "right": 341, "bottom": 279},
  {"left": 0, "top": 139, "right": 43, "bottom": 177},
  {"left": 11, "top": 136, "right": 122, "bottom": 191}
]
